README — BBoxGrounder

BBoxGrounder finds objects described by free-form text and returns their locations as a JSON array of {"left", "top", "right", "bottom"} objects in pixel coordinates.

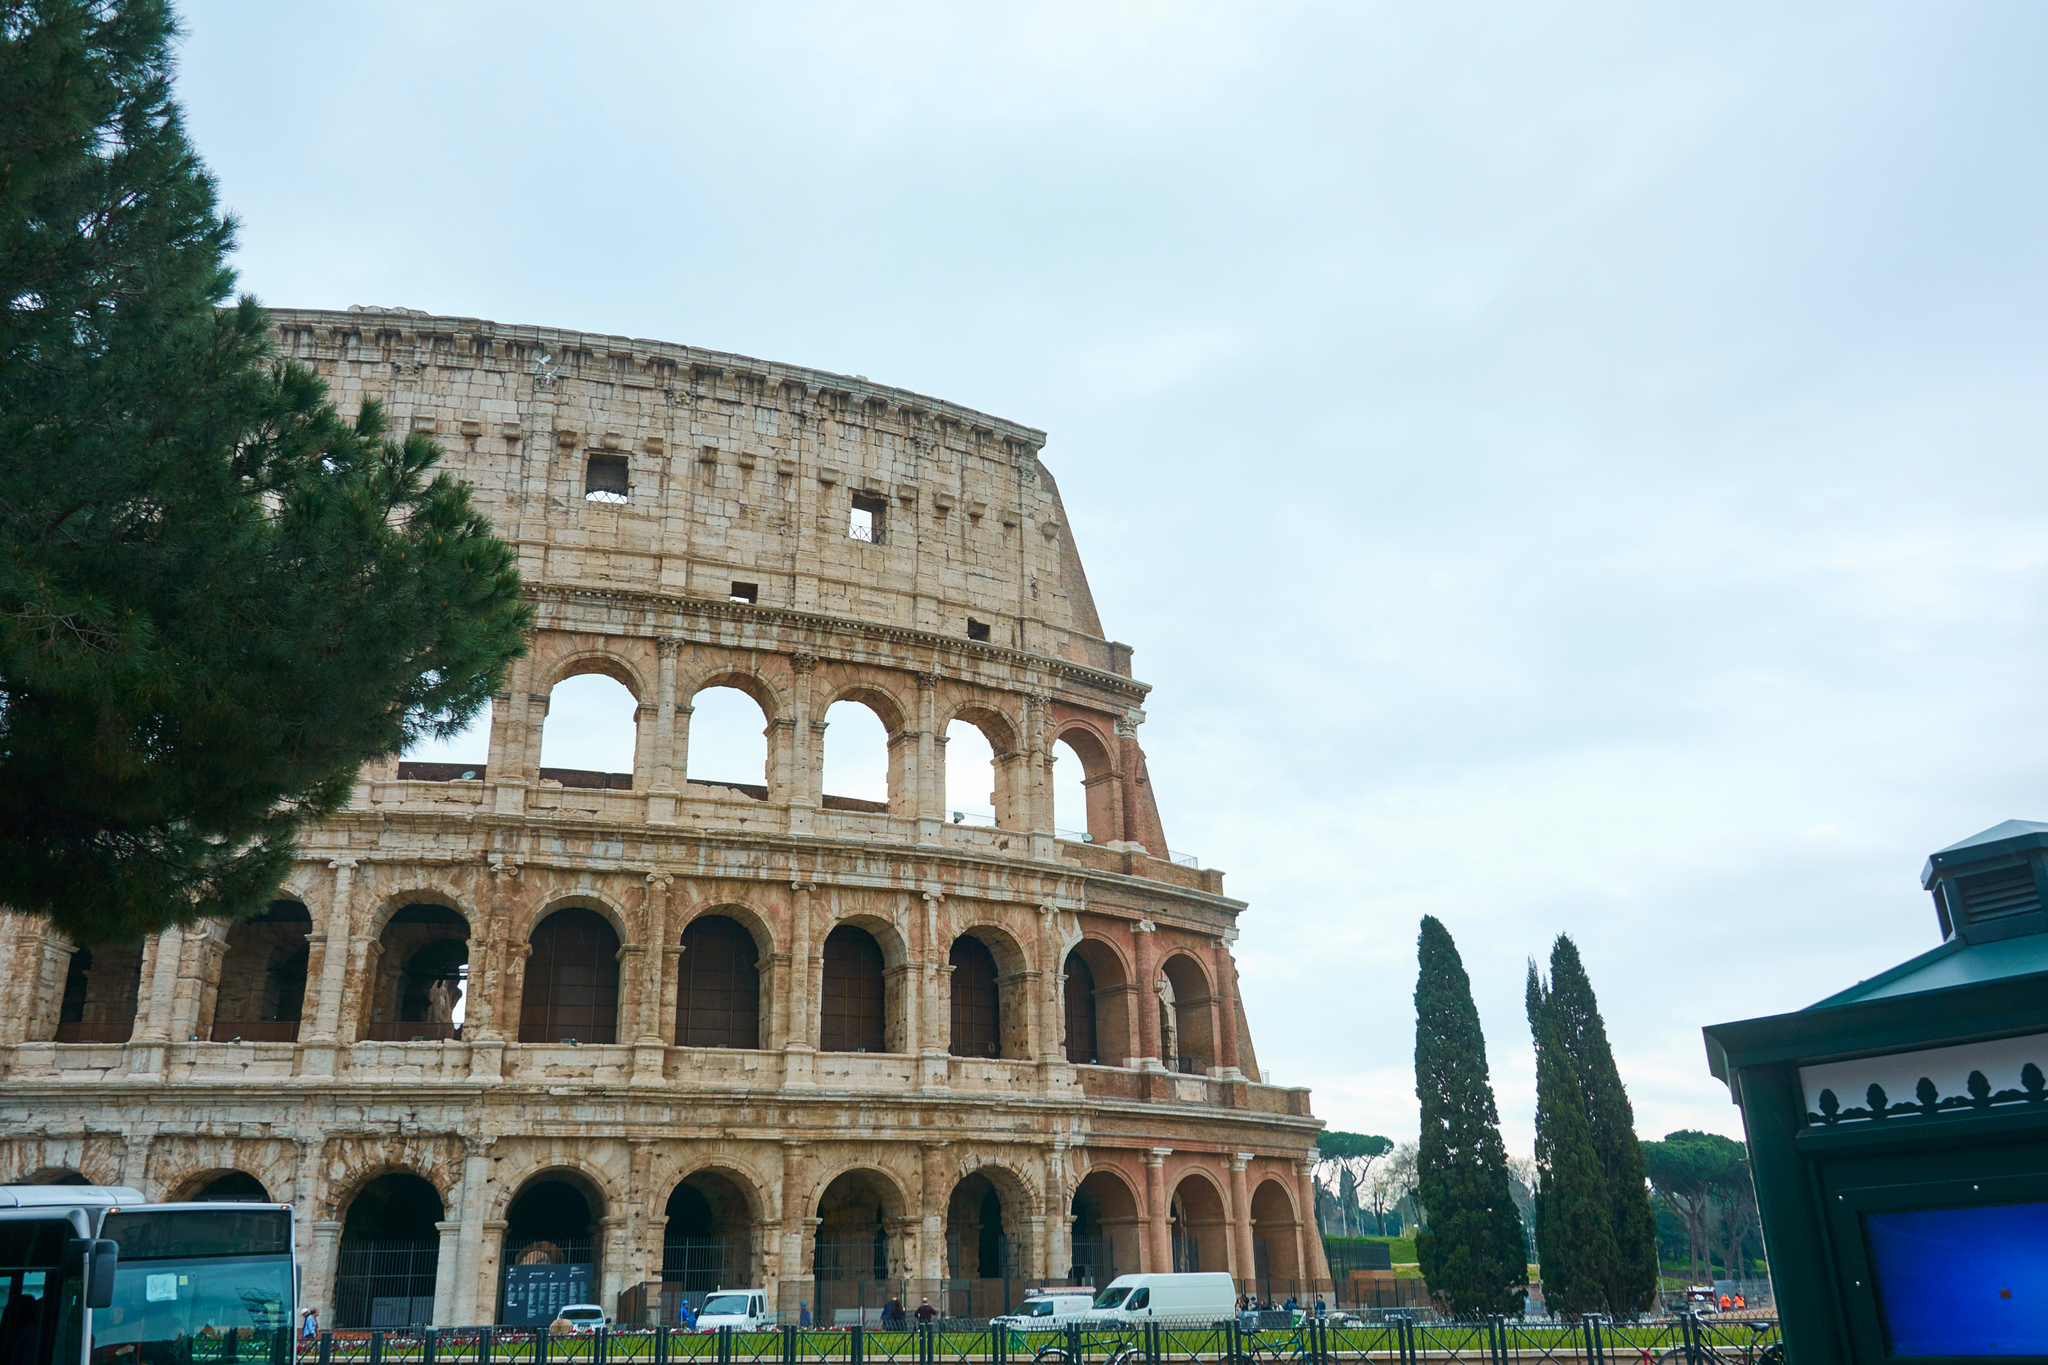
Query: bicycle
[
  {"left": 1655, "top": 1318, "right": 1784, "bottom": 1365},
  {"left": 1240, "top": 1326, "right": 1307, "bottom": 1365},
  {"left": 1030, "top": 1329, "right": 1142, "bottom": 1365}
]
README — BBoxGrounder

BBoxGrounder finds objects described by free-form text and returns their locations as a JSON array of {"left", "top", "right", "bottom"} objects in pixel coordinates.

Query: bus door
[{"left": 0, "top": 1209, "right": 94, "bottom": 1365}]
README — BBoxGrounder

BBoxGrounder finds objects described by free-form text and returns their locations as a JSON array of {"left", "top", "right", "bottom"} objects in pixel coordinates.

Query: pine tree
[
  {"left": 1545, "top": 936, "right": 1660, "bottom": 1313},
  {"left": 0, "top": 0, "right": 530, "bottom": 943},
  {"left": 1413, "top": 916, "right": 1528, "bottom": 1315},
  {"left": 1527, "top": 963, "right": 1617, "bottom": 1319}
]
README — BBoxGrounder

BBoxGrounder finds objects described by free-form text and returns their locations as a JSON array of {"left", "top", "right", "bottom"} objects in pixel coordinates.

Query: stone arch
[
  {"left": 334, "top": 1169, "right": 448, "bottom": 1328},
  {"left": 810, "top": 1165, "right": 912, "bottom": 1311},
  {"left": 518, "top": 902, "right": 624, "bottom": 1045},
  {"left": 511, "top": 889, "right": 631, "bottom": 949},
  {"left": 819, "top": 680, "right": 910, "bottom": 736},
  {"left": 675, "top": 910, "right": 765, "bottom": 1050},
  {"left": 947, "top": 924, "right": 1029, "bottom": 1061},
  {"left": 6, "top": 1168, "right": 90, "bottom": 1187},
  {"left": 210, "top": 900, "right": 311, "bottom": 1043},
  {"left": 685, "top": 671, "right": 779, "bottom": 797},
  {"left": 818, "top": 685, "right": 906, "bottom": 813},
  {"left": 944, "top": 702, "right": 1023, "bottom": 829},
  {"left": 365, "top": 898, "right": 472, "bottom": 1043},
  {"left": 1249, "top": 1177, "right": 1303, "bottom": 1294},
  {"left": 1168, "top": 1169, "right": 1232, "bottom": 1276},
  {"left": 54, "top": 939, "right": 143, "bottom": 1043},
  {"left": 169, "top": 1169, "right": 272, "bottom": 1202},
  {"left": 683, "top": 667, "right": 783, "bottom": 722},
  {"left": 1157, "top": 950, "right": 1216, "bottom": 1073},
  {"left": 1065, "top": 935, "right": 1136, "bottom": 1065},
  {"left": 818, "top": 911, "right": 914, "bottom": 1055},
  {"left": 1052, "top": 723, "right": 1117, "bottom": 844},
  {"left": 322, "top": 1152, "right": 461, "bottom": 1223},
  {"left": 943, "top": 1161, "right": 1037, "bottom": 1313},
  {"left": 659, "top": 1161, "right": 767, "bottom": 1294},
  {"left": 498, "top": 1166, "right": 611, "bottom": 1326},
  {"left": 543, "top": 649, "right": 648, "bottom": 701},
  {"left": 1069, "top": 1167, "right": 1142, "bottom": 1287}
]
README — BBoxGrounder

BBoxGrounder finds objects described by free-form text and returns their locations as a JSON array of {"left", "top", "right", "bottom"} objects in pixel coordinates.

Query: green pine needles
[
  {"left": 1526, "top": 936, "right": 1660, "bottom": 1318},
  {"left": 0, "top": 0, "right": 531, "bottom": 944},
  {"left": 1413, "top": 915, "right": 1528, "bottom": 1315}
]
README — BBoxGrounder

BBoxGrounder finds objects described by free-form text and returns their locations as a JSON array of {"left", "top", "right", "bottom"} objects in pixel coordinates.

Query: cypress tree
[
  {"left": 1545, "top": 936, "right": 1660, "bottom": 1314},
  {"left": 1527, "top": 963, "right": 1617, "bottom": 1318},
  {"left": 1413, "top": 916, "right": 1527, "bottom": 1315},
  {"left": 0, "top": 0, "right": 531, "bottom": 942}
]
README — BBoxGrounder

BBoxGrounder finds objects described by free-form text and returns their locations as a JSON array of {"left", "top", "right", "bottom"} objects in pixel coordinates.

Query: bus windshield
[{"left": 94, "top": 1210, "right": 292, "bottom": 1365}]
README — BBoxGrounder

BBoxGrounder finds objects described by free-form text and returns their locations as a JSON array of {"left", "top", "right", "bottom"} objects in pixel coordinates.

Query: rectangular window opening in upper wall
[
  {"left": 966, "top": 618, "right": 991, "bottom": 642},
  {"left": 849, "top": 494, "right": 886, "bottom": 545},
  {"left": 730, "top": 582, "right": 758, "bottom": 604},
  {"left": 585, "top": 453, "right": 630, "bottom": 503}
]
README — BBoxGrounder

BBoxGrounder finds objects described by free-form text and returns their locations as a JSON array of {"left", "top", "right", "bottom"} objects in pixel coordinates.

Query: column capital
[
  {"left": 327, "top": 858, "right": 358, "bottom": 871},
  {"left": 1144, "top": 1147, "right": 1171, "bottom": 1166},
  {"left": 790, "top": 651, "right": 820, "bottom": 675},
  {"left": 1230, "top": 1153, "right": 1253, "bottom": 1171}
]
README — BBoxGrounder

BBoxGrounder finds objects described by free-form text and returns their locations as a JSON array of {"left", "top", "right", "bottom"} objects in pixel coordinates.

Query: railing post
[
  {"left": 368, "top": 1333, "right": 384, "bottom": 1365},
  {"left": 317, "top": 1334, "right": 333, "bottom": 1365},
  {"left": 538, "top": 1329, "right": 551, "bottom": 1365},
  {"left": 482, "top": 1330, "right": 495, "bottom": 1365},
  {"left": 849, "top": 1325, "right": 863, "bottom": 1365}
]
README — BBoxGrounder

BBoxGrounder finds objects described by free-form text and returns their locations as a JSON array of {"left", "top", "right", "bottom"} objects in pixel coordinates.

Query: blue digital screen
[{"left": 1866, "top": 1202, "right": 2048, "bottom": 1356}]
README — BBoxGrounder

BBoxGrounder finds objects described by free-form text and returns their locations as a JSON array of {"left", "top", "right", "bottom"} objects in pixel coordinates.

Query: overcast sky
[{"left": 175, "top": 1, "right": 2048, "bottom": 1156}]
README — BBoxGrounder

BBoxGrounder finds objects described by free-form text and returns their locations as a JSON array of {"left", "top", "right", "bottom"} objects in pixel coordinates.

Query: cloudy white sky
[{"left": 175, "top": 1, "right": 2048, "bottom": 1156}]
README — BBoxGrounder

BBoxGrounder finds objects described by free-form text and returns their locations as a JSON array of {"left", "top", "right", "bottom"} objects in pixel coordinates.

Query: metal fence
[{"left": 299, "top": 1314, "right": 1780, "bottom": 1365}]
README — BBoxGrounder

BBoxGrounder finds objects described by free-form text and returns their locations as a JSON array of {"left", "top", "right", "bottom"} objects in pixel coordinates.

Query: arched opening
[
  {"left": 948, "top": 936, "right": 1001, "bottom": 1059},
  {"left": 812, "top": 1171, "right": 902, "bottom": 1323},
  {"left": 661, "top": 1171, "right": 754, "bottom": 1298},
  {"left": 188, "top": 1171, "right": 271, "bottom": 1202},
  {"left": 676, "top": 915, "right": 761, "bottom": 1049},
  {"left": 1158, "top": 954, "right": 1215, "bottom": 1074},
  {"left": 1250, "top": 1179, "right": 1303, "bottom": 1302},
  {"left": 335, "top": 1172, "right": 444, "bottom": 1329},
  {"left": 687, "top": 685, "right": 770, "bottom": 799},
  {"left": 1052, "top": 729, "right": 1114, "bottom": 845},
  {"left": 1069, "top": 1171, "right": 1140, "bottom": 1288},
  {"left": 1169, "top": 1175, "right": 1231, "bottom": 1276},
  {"left": 499, "top": 1173, "right": 604, "bottom": 1326},
  {"left": 212, "top": 901, "right": 311, "bottom": 1042},
  {"left": 519, "top": 907, "right": 621, "bottom": 1045},
  {"left": 367, "top": 904, "right": 468, "bottom": 1042},
  {"left": 5, "top": 1170, "right": 90, "bottom": 1187},
  {"left": 820, "top": 698, "right": 891, "bottom": 812},
  {"left": 1062, "top": 950, "right": 1098, "bottom": 1066},
  {"left": 54, "top": 940, "right": 143, "bottom": 1043},
  {"left": 944, "top": 1171, "right": 1019, "bottom": 1317},
  {"left": 398, "top": 697, "right": 492, "bottom": 782},
  {"left": 818, "top": 925, "right": 886, "bottom": 1054},
  {"left": 539, "top": 672, "right": 639, "bottom": 788},
  {"left": 943, "top": 719, "right": 999, "bottom": 828}
]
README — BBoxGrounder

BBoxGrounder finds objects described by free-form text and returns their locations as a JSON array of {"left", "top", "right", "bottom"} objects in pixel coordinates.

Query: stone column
[
  {"left": 914, "top": 673, "right": 942, "bottom": 844},
  {"left": 1211, "top": 938, "right": 1242, "bottom": 1075},
  {"left": 1022, "top": 693, "right": 1053, "bottom": 860},
  {"left": 599, "top": 1214, "right": 631, "bottom": 1319},
  {"left": 647, "top": 636, "right": 682, "bottom": 819},
  {"left": 1228, "top": 1155, "right": 1256, "bottom": 1292},
  {"left": 636, "top": 873, "right": 673, "bottom": 1084},
  {"left": 1042, "top": 1145, "right": 1070, "bottom": 1280},
  {"left": 305, "top": 859, "right": 358, "bottom": 1043},
  {"left": 1143, "top": 1150, "right": 1170, "bottom": 1274},
  {"left": 452, "top": 1138, "right": 494, "bottom": 1324},
  {"left": 779, "top": 651, "right": 817, "bottom": 830},
  {"left": 308, "top": 1220, "right": 343, "bottom": 1322},
  {"left": 915, "top": 893, "right": 944, "bottom": 1069},
  {"left": 171, "top": 923, "right": 229, "bottom": 1044},
  {"left": 431, "top": 1221, "right": 461, "bottom": 1325},
  {"left": 1037, "top": 906, "right": 1065, "bottom": 1065},
  {"left": 135, "top": 928, "right": 182, "bottom": 1040},
  {"left": 783, "top": 882, "right": 815, "bottom": 1085},
  {"left": 1292, "top": 1160, "right": 1318, "bottom": 1293},
  {"left": 917, "top": 1144, "right": 947, "bottom": 1282},
  {"left": 780, "top": 1141, "right": 811, "bottom": 1287},
  {"left": 1131, "top": 921, "right": 1160, "bottom": 1067}
]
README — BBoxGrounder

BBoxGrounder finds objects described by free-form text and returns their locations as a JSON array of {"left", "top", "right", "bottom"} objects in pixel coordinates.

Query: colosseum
[{"left": 0, "top": 307, "right": 1330, "bottom": 1329}]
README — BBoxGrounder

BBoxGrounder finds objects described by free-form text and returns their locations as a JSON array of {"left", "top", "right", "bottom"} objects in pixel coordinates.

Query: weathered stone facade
[{"left": 0, "top": 308, "right": 1329, "bottom": 1326}]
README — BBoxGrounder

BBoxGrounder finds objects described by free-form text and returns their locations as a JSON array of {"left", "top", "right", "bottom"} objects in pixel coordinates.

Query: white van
[
  {"left": 1085, "top": 1273, "right": 1237, "bottom": 1324},
  {"left": 694, "top": 1288, "right": 772, "bottom": 1331},
  {"left": 992, "top": 1290, "right": 1098, "bottom": 1330}
]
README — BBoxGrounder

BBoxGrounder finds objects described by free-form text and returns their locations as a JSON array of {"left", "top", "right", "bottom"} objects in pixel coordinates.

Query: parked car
[
  {"left": 552, "top": 1306, "right": 609, "bottom": 1335},
  {"left": 695, "top": 1289, "right": 773, "bottom": 1332},
  {"left": 992, "top": 1290, "right": 1098, "bottom": 1330}
]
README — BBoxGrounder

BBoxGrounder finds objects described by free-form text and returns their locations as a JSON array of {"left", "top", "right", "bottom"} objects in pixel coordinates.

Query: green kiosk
[{"left": 1704, "top": 820, "right": 2048, "bottom": 1363}]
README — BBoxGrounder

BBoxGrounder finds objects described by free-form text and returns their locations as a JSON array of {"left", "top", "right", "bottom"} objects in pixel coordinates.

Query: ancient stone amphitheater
[{"left": 0, "top": 308, "right": 1329, "bottom": 1329}]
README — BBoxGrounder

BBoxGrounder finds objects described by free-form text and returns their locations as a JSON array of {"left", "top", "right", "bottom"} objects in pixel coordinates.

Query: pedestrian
[
  {"left": 1719, "top": 1296, "right": 1731, "bottom": 1313},
  {"left": 799, "top": 1303, "right": 812, "bottom": 1329},
  {"left": 914, "top": 1298, "right": 937, "bottom": 1327},
  {"left": 883, "top": 1297, "right": 903, "bottom": 1329},
  {"left": 1313, "top": 1297, "right": 1326, "bottom": 1321},
  {"left": 677, "top": 1298, "right": 696, "bottom": 1331},
  {"left": 1283, "top": 1295, "right": 1298, "bottom": 1315},
  {"left": 300, "top": 1306, "right": 319, "bottom": 1351}
]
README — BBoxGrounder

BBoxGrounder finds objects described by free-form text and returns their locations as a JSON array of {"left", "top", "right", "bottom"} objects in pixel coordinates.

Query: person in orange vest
[
  {"left": 1733, "top": 1294, "right": 1746, "bottom": 1312},
  {"left": 1720, "top": 1295, "right": 1732, "bottom": 1312}
]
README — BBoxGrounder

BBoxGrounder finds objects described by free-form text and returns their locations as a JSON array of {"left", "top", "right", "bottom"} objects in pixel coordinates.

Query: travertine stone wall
[{"left": 0, "top": 309, "right": 1329, "bottom": 1324}]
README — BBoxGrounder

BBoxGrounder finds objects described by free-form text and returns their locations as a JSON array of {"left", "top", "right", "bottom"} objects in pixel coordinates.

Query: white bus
[{"left": 0, "top": 1187, "right": 296, "bottom": 1365}]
